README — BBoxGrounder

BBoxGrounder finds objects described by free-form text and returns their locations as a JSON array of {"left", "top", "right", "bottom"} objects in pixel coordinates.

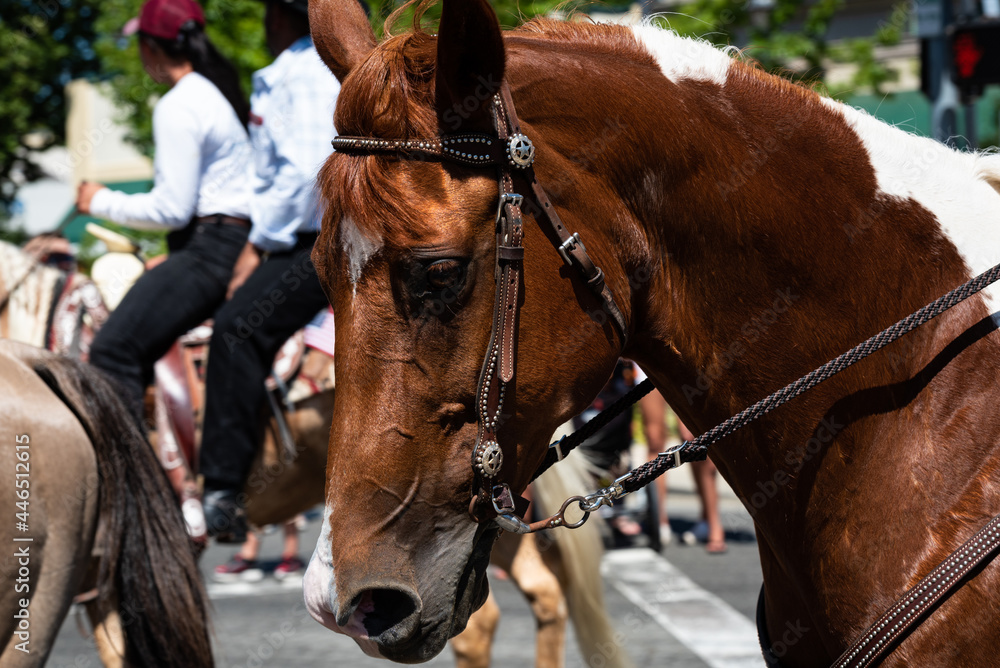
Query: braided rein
[{"left": 520, "top": 261, "right": 1000, "bottom": 534}]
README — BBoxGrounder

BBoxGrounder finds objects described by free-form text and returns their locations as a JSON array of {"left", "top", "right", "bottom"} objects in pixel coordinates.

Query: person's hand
[
  {"left": 76, "top": 181, "right": 107, "bottom": 214},
  {"left": 145, "top": 254, "right": 168, "bottom": 271},
  {"left": 227, "top": 241, "right": 262, "bottom": 299}
]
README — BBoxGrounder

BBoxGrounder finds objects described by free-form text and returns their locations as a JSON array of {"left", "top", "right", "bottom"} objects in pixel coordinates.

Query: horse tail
[
  {"left": 28, "top": 350, "right": 214, "bottom": 667},
  {"left": 533, "top": 447, "right": 634, "bottom": 668}
]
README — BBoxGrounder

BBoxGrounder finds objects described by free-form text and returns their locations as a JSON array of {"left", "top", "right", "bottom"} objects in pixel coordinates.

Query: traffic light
[{"left": 950, "top": 22, "right": 1000, "bottom": 93}]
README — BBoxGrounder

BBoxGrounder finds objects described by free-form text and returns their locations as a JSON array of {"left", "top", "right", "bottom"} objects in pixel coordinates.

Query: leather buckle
[
  {"left": 491, "top": 484, "right": 532, "bottom": 534},
  {"left": 495, "top": 193, "right": 524, "bottom": 228},
  {"left": 659, "top": 443, "right": 684, "bottom": 469},
  {"left": 557, "top": 232, "right": 584, "bottom": 266}
]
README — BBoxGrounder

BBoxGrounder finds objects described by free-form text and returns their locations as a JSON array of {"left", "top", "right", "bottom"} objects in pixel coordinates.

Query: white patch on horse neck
[
  {"left": 339, "top": 216, "right": 383, "bottom": 294},
  {"left": 822, "top": 98, "right": 1000, "bottom": 312},
  {"left": 630, "top": 23, "right": 734, "bottom": 87}
]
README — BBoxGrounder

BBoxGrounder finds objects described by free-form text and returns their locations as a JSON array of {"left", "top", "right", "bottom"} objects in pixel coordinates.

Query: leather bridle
[{"left": 331, "top": 81, "right": 628, "bottom": 531}]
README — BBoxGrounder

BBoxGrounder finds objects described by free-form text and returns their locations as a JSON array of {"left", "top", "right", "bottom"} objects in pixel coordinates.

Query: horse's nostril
[{"left": 356, "top": 588, "right": 419, "bottom": 639}]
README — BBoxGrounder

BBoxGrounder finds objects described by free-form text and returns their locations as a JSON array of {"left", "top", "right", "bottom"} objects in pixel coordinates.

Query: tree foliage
[
  {"left": 365, "top": 0, "right": 567, "bottom": 34},
  {"left": 664, "top": 0, "right": 907, "bottom": 97},
  {"left": 0, "top": 0, "right": 100, "bottom": 234}
]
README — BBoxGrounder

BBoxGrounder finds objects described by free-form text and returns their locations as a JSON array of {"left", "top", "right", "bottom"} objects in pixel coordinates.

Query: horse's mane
[{"left": 320, "top": 21, "right": 437, "bottom": 247}]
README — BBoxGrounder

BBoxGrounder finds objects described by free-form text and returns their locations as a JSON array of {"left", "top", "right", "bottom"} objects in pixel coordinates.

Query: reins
[{"left": 527, "top": 259, "right": 1000, "bottom": 531}]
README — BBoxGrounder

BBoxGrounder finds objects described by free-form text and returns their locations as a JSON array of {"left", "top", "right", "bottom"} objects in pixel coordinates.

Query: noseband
[{"left": 331, "top": 82, "right": 628, "bottom": 529}]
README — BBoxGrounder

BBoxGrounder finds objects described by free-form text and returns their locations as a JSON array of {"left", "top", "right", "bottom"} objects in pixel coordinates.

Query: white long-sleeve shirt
[
  {"left": 247, "top": 36, "right": 340, "bottom": 252},
  {"left": 90, "top": 72, "right": 251, "bottom": 229}
]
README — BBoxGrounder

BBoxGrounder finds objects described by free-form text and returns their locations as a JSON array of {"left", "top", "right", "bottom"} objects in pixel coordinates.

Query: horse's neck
[
  {"left": 619, "top": 37, "right": 1000, "bottom": 642},
  {"left": 513, "top": 25, "right": 1000, "bottom": 658},
  {"left": 513, "top": 25, "right": 1000, "bottom": 491}
]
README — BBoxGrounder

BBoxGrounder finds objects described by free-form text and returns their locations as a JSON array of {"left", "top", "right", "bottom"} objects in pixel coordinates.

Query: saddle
[
  {"left": 0, "top": 240, "right": 110, "bottom": 360},
  {"left": 153, "top": 309, "right": 336, "bottom": 476}
]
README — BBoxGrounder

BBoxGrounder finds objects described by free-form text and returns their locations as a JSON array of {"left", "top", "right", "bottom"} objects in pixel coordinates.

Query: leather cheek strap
[{"left": 497, "top": 201, "right": 523, "bottom": 383}]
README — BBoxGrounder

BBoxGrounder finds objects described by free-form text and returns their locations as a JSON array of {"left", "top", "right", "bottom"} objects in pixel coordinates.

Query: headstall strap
[{"left": 469, "top": 85, "right": 527, "bottom": 522}]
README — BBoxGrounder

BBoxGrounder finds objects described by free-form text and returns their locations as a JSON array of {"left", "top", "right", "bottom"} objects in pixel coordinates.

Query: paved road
[{"left": 48, "top": 468, "right": 765, "bottom": 668}]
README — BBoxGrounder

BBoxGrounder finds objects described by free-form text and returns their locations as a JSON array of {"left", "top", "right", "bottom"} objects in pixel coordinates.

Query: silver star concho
[
  {"left": 474, "top": 440, "right": 504, "bottom": 477},
  {"left": 507, "top": 134, "right": 535, "bottom": 168}
]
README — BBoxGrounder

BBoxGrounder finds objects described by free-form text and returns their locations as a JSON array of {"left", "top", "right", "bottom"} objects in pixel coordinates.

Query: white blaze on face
[
  {"left": 303, "top": 504, "right": 385, "bottom": 656},
  {"left": 340, "top": 216, "right": 383, "bottom": 295},
  {"left": 822, "top": 98, "right": 1000, "bottom": 313},
  {"left": 303, "top": 504, "right": 337, "bottom": 628}
]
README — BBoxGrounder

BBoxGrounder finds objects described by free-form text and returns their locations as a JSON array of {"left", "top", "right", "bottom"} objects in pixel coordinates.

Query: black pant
[
  {"left": 89, "top": 221, "right": 248, "bottom": 421},
  {"left": 199, "top": 234, "right": 329, "bottom": 489}
]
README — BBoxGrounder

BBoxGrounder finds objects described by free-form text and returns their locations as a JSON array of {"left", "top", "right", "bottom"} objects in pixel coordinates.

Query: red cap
[{"left": 125, "top": 0, "right": 205, "bottom": 40}]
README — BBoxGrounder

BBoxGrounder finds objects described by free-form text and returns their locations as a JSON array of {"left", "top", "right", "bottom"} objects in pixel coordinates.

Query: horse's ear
[
  {"left": 309, "top": 0, "right": 377, "bottom": 82},
  {"left": 436, "top": 0, "right": 506, "bottom": 131}
]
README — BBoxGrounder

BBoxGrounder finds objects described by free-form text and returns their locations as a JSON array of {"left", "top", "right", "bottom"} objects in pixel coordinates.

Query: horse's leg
[
  {"left": 492, "top": 531, "right": 568, "bottom": 668},
  {"left": 532, "top": 449, "right": 634, "bottom": 668},
  {"left": 450, "top": 589, "right": 500, "bottom": 668},
  {"left": 85, "top": 595, "right": 126, "bottom": 668}
]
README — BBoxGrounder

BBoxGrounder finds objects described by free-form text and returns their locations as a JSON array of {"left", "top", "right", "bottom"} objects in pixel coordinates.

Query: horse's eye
[{"left": 426, "top": 259, "right": 463, "bottom": 289}]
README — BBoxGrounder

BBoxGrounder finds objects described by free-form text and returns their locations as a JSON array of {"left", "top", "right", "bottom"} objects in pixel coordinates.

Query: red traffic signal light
[{"left": 951, "top": 23, "right": 1000, "bottom": 89}]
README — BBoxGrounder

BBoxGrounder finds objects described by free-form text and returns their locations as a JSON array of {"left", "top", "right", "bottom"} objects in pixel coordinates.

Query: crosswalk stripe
[
  {"left": 207, "top": 578, "right": 304, "bottom": 599},
  {"left": 602, "top": 547, "right": 764, "bottom": 668}
]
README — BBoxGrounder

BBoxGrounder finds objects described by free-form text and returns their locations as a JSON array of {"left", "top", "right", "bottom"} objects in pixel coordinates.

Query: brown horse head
[
  {"left": 302, "top": 0, "right": 630, "bottom": 660},
  {"left": 306, "top": 0, "right": 1000, "bottom": 663}
]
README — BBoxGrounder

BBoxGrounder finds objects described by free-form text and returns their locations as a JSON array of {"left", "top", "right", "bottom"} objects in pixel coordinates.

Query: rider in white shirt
[
  {"left": 199, "top": 0, "right": 341, "bottom": 543},
  {"left": 75, "top": 0, "right": 252, "bottom": 421},
  {"left": 88, "top": 71, "right": 251, "bottom": 228}
]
